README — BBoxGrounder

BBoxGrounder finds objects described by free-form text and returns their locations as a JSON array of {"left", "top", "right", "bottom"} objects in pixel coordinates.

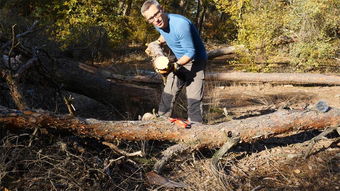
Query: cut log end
[{"left": 154, "top": 56, "right": 169, "bottom": 70}]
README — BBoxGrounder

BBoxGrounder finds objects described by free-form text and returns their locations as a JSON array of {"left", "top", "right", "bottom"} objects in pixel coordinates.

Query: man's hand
[
  {"left": 155, "top": 68, "right": 170, "bottom": 74},
  {"left": 173, "top": 62, "right": 182, "bottom": 72},
  {"left": 154, "top": 61, "right": 182, "bottom": 75}
]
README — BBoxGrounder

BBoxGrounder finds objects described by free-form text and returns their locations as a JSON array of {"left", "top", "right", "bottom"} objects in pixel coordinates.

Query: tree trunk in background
[
  {"left": 1, "top": 105, "right": 339, "bottom": 149},
  {"left": 195, "top": 0, "right": 201, "bottom": 28},
  {"left": 43, "top": 57, "right": 161, "bottom": 114},
  {"left": 198, "top": 1, "right": 207, "bottom": 35},
  {"left": 179, "top": 0, "right": 187, "bottom": 15},
  {"left": 123, "top": 0, "right": 133, "bottom": 16}
]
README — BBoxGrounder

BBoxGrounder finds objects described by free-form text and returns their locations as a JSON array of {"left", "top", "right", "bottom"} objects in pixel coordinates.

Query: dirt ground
[{"left": 204, "top": 83, "right": 340, "bottom": 124}]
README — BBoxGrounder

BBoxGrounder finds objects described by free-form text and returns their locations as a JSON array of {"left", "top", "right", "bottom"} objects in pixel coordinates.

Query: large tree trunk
[
  {"left": 0, "top": 22, "right": 161, "bottom": 114},
  {"left": 1, "top": 105, "right": 339, "bottom": 149},
  {"left": 47, "top": 58, "right": 161, "bottom": 112}
]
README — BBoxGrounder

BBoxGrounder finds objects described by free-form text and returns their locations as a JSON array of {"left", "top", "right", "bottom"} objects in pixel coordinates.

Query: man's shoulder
[{"left": 168, "top": 14, "right": 191, "bottom": 25}]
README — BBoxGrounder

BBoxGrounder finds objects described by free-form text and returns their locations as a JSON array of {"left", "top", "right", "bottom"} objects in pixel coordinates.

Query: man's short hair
[{"left": 141, "top": 0, "right": 160, "bottom": 15}]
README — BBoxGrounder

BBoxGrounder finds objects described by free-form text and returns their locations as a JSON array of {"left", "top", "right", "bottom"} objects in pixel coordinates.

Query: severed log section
[
  {"left": 145, "top": 41, "right": 171, "bottom": 70},
  {"left": 1, "top": 105, "right": 339, "bottom": 149}
]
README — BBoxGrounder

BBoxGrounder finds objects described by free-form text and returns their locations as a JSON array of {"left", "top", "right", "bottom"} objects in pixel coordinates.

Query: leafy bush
[{"left": 213, "top": 0, "right": 340, "bottom": 72}]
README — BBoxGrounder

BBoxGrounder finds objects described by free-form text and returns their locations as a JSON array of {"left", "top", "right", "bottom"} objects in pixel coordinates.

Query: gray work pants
[{"left": 158, "top": 59, "right": 206, "bottom": 123}]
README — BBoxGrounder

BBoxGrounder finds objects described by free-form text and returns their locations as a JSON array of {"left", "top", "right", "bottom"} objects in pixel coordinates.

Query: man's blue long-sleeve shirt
[{"left": 156, "top": 14, "right": 207, "bottom": 61}]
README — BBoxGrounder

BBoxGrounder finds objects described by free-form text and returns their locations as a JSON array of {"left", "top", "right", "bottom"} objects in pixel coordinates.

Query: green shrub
[{"left": 213, "top": 0, "right": 340, "bottom": 72}]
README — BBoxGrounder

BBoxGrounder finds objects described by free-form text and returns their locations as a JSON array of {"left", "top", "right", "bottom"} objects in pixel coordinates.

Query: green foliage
[
  {"left": 213, "top": 0, "right": 340, "bottom": 72},
  {"left": 1, "top": 0, "right": 339, "bottom": 70},
  {"left": 48, "top": 0, "right": 129, "bottom": 47},
  {"left": 287, "top": 0, "right": 340, "bottom": 70}
]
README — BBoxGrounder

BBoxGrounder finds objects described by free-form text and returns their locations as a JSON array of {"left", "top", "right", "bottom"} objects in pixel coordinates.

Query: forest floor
[
  {"left": 1, "top": 82, "right": 339, "bottom": 191},
  {"left": 1, "top": 46, "right": 339, "bottom": 190}
]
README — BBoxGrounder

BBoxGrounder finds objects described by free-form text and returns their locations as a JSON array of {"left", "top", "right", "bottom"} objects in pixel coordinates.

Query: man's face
[{"left": 143, "top": 4, "right": 167, "bottom": 29}]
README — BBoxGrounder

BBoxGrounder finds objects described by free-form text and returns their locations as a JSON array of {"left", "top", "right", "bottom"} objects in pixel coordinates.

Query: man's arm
[
  {"left": 177, "top": 22, "right": 196, "bottom": 66},
  {"left": 157, "top": 35, "right": 165, "bottom": 45},
  {"left": 157, "top": 35, "right": 191, "bottom": 66},
  {"left": 176, "top": 55, "right": 191, "bottom": 66}
]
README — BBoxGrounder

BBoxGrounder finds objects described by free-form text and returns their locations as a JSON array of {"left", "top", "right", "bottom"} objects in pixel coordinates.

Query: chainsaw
[{"left": 169, "top": 118, "right": 191, "bottom": 128}]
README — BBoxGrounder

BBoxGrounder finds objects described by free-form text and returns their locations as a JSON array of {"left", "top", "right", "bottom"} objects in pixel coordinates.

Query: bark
[
  {"left": 198, "top": 0, "right": 207, "bottom": 34},
  {"left": 145, "top": 41, "right": 168, "bottom": 59},
  {"left": 3, "top": 74, "right": 27, "bottom": 110},
  {"left": 195, "top": 0, "right": 201, "bottom": 28},
  {"left": 207, "top": 45, "right": 246, "bottom": 59},
  {"left": 207, "top": 72, "right": 340, "bottom": 86},
  {"left": 1, "top": 105, "right": 339, "bottom": 149},
  {"left": 107, "top": 70, "right": 340, "bottom": 86},
  {"left": 47, "top": 58, "right": 160, "bottom": 112}
]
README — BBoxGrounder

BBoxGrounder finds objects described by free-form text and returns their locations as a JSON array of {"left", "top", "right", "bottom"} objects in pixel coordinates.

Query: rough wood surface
[
  {"left": 107, "top": 71, "right": 340, "bottom": 86},
  {"left": 207, "top": 45, "right": 246, "bottom": 58},
  {"left": 207, "top": 72, "right": 340, "bottom": 86},
  {"left": 43, "top": 58, "right": 161, "bottom": 112},
  {"left": 1, "top": 105, "right": 339, "bottom": 149}
]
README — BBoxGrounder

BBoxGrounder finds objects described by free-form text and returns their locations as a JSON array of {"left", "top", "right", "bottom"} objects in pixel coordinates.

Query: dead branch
[
  {"left": 153, "top": 143, "right": 190, "bottom": 174},
  {"left": 3, "top": 73, "right": 27, "bottom": 110},
  {"left": 303, "top": 126, "right": 340, "bottom": 159},
  {"left": 0, "top": 21, "right": 40, "bottom": 110},
  {"left": 211, "top": 136, "right": 240, "bottom": 168},
  {"left": 102, "top": 141, "right": 143, "bottom": 157},
  {"left": 1, "top": 21, "right": 38, "bottom": 51},
  {"left": 14, "top": 57, "right": 38, "bottom": 80},
  {"left": 145, "top": 171, "right": 187, "bottom": 188}
]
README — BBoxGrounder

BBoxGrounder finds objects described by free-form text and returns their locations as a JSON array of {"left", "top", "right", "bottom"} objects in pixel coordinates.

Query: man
[{"left": 141, "top": 0, "right": 207, "bottom": 124}]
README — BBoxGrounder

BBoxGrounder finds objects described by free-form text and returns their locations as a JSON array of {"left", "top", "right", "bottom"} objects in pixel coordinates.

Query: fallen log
[
  {"left": 48, "top": 58, "right": 160, "bottom": 112},
  {"left": 207, "top": 72, "right": 340, "bottom": 86},
  {"left": 107, "top": 72, "right": 340, "bottom": 86},
  {"left": 207, "top": 45, "right": 246, "bottom": 59},
  {"left": 1, "top": 23, "right": 161, "bottom": 114},
  {"left": 1, "top": 105, "right": 339, "bottom": 149}
]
